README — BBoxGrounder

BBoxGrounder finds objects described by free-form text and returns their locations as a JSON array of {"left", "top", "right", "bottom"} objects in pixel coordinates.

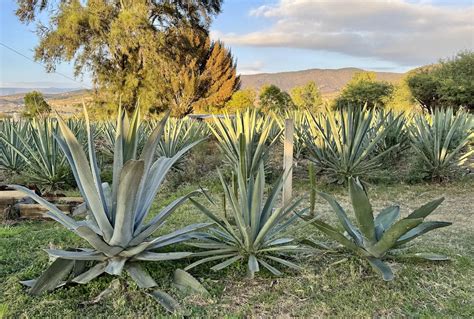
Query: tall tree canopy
[
  {"left": 334, "top": 72, "right": 394, "bottom": 109},
  {"left": 407, "top": 51, "right": 474, "bottom": 112},
  {"left": 16, "top": 0, "right": 238, "bottom": 115},
  {"left": 258, "top": 85, "right": 293, "bottom": 113},
  {"left": 225, "top": 89, "right": 257, "bottom": 113},
  {"left": 290, "top": 81, "right": 323, "bottom": 111}
]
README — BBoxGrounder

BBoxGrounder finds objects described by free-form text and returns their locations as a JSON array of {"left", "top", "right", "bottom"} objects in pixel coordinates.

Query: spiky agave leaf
[
  {"left": 187, "top": 163, "right": 307, "bottom": 279},
  {"left": 11, "top": 105, "right": 209, "bottom": 311},
  {"left": 305, "top": 177, "right": 451, "bottom": 281}
]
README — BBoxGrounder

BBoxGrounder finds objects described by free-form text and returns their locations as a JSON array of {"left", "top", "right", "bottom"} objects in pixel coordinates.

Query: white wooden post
[{"left": 282, "top": 118, "right": 294, "bottom": 206}]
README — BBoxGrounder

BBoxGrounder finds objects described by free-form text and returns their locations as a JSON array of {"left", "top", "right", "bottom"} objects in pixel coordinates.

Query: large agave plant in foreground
[
  {"left": 186, "top": 164, "right": 307, "bottom": 279},
  {"left": 11, "top": 107, "right": 208, "bottom": 311},
  {"left": 306, "top": 178, "right": 451, "bottom": 281}
]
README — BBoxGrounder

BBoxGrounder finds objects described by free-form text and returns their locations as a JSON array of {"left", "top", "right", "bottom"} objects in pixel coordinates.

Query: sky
[{"left": 1, "top": 0, "right": 473, "bottom": 88}]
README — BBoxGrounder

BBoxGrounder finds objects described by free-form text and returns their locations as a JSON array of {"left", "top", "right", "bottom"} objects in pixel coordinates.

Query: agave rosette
[
  {"left": 186, "top": 163, "right": 307, "bottom": 279},
  {"left": 12, "top": 106, "right": 209, "bottom": 303},
  {"left": 307, "top": 178, "right": 451, "bottom": 281}
]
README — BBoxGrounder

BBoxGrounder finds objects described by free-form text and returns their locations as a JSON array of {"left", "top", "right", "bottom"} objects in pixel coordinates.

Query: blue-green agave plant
[
  {"left": 11, "top": 106, "right": 208, "bottom": 311},
  {"left": 306, "top": 177, "right": 451, "bottom": 281}
]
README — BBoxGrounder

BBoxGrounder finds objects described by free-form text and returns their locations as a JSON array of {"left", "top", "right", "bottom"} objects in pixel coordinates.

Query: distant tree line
[{"left": 224, "top": 51, "right": 473, "bottom": 114}]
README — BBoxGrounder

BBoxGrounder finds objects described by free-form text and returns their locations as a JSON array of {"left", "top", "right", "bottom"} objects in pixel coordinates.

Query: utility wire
[{"left": 0, "top": 41, "right": 92, "bottom": 89}]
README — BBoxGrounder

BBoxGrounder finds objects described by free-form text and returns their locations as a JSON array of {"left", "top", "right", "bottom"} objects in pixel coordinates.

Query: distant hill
[
  {"left": 0, "top": 89, "right": 91, "bottom": 116},
  {"left": 0, "top": 87, "right": 82, "bottom": 96},
  {"left": 240, "top": 67, "right": 404, "bottom": 94}
]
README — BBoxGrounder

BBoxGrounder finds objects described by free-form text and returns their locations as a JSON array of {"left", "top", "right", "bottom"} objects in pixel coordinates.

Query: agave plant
[
  {"left": 0, "top": 119, "right": 28, "bottom": 173},
  {"left": 306, "top": 178, "right": 451, "bottom": 281},
  {"left": 155, "top": 117, "right": 208, "bottom": 170},
  {"left": 186, "top": 163, "right": 307, "bottom": 279},
  {"left": 409, "top": 108, "right": 473, "bottom": 179},
  {"left": 209, "top": 109, "right": 281, "bottom": 180},
  {"left": 1, "top": 118, "right": 70, "bottom": 189},
  {"left": 11, "top": 106, "right": 208, "bottom": 311},
  {"left": 373, "top": 109, "right": 410, "bottom": 160},
  {"left": 302, "top": 106, "right": 397, "bottom": 183}
]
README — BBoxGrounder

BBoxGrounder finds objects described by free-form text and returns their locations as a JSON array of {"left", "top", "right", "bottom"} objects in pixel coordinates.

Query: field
[
  {"left": 0, "top": 107, "right": 473, "bottom": 318},
  {"left": 1, "top": 175, "right": 473, "bottom": 317}
]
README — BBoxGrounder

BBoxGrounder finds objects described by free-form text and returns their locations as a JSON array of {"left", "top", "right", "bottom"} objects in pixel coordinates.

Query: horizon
[{"left": 1, "top": 0, "right": 473, "bottom": 89}]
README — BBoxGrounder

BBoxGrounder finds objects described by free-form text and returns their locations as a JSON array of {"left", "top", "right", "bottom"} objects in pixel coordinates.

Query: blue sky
[{"left": 1, "top": 0, "right": 473, "bottom": 88}]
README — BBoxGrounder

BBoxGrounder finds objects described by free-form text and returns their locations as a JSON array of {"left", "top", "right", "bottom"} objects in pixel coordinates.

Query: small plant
[
  {"left": 187, "top": 164, "right": 307, "bottom": 279},
  {"left": 11, "top": 106, "right": 207, "bottom": 311},
  {"left": 306, "top": 178, "right": 451, "bottom": 281},
  {"left": 409, "top": 108, "right": 473, "bottom": 179},
  {"left": 302, "top": 106, "right": 397, "bottom": 183}
]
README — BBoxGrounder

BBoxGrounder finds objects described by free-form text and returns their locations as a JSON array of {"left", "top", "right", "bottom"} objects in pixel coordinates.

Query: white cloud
[
  {"left": 216, "top": 0, "right": 474, "bottom": 66},
  {"left": 237, "top": 60, "right": 265, "bottom": 75}
]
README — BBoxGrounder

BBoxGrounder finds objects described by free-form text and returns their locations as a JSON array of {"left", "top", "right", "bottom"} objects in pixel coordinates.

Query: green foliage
[
  {"left": 407, "top": 51, "right": 474, "bottom": 111},
  {"left": 16, "top": 0, "right": 226, "bottom": 114},
  {"left": 290, "top": 81, "right": 323, "bottom": 111},
  {"left": 188, "top": 163, "right": 306, "bottom": 279},
  {"left": 224, "top": 89, "right": 257, "bottom": 112},
  {"left": 259, "top": 85, "right": 294, "bottom": 113},
  {"left": 0, "top": 119, "right": 28, "bottom": 173},
  {"left": 386, "top": 76, "right": 417, "bottom": 112},
  {"left": 153, "top": 29, "right": 240, "bottom": 117},
  {"left": 208, "top": 109, "right": 281, "bottom": 180},
  {"left": 0, "top": 118, "right": 70, "bottom": 189},
  {"left": 155, "top": 118, "right": 208, "bottom": 170},
  {"left": 335, "top": 72, "right": 394, "bottom": 109},
  {"left": 307, "top": 178, "right": 451, "bottom": 281},
  {"left": 373, "top": 109, "right": 410, "bottom": 161},
  {"left": 23, "top": 91, "right": 51, "bottom": 118},
  {"left": 302, "top": 107, "right": 396, "bottom": 183},
  {"left": 11, "top": 106, "right": 207, "bottom": 311},
  {"left": 409, "top": 108, "right": 473, "bottom": 179}
]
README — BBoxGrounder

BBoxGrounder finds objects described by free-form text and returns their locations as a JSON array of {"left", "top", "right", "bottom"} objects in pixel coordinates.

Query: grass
[{"left": 0, "top": 175, "right": 473, "bottom": 317}]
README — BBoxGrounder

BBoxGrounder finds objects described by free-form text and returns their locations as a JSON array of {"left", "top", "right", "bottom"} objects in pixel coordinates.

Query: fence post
[{"left": 282, "top": 118, "right": 294, "bottom": 206}]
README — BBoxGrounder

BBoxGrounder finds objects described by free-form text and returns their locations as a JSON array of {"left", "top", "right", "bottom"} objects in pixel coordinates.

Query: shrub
[{"left": 23, "top": 91, "right": 51, "bottom": 118}]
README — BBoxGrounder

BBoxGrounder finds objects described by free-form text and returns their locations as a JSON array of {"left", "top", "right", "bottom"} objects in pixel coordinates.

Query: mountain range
[
  {"left": 240, "top": 67, "right": 404, "bottom": 93},
  {"left": 0, "top": 67, "right": 405, "bottom": 114}
]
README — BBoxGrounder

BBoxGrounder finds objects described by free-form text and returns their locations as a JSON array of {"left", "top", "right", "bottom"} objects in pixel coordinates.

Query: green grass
[{"left": 1, "top": 177, "right": 473, "bottom": 317}]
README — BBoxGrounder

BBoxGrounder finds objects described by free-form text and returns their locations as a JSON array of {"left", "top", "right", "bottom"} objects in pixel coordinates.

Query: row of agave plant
[
  {"left": 1, "top": 107, "right": 472, "bottom": 189},
  {"left": 0, "top": 114, "right": 207, "bottom": 189},
  {"left": 285, "top": 106, "right": 473, "bottom": 182},
  {"left": 5, "top": 106, "right": 462, "bottom": 312}
]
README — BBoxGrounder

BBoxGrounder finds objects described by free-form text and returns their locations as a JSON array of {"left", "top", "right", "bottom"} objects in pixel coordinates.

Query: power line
[{"left": 0, "top": 41, "right": 92, "bottom": 89}]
